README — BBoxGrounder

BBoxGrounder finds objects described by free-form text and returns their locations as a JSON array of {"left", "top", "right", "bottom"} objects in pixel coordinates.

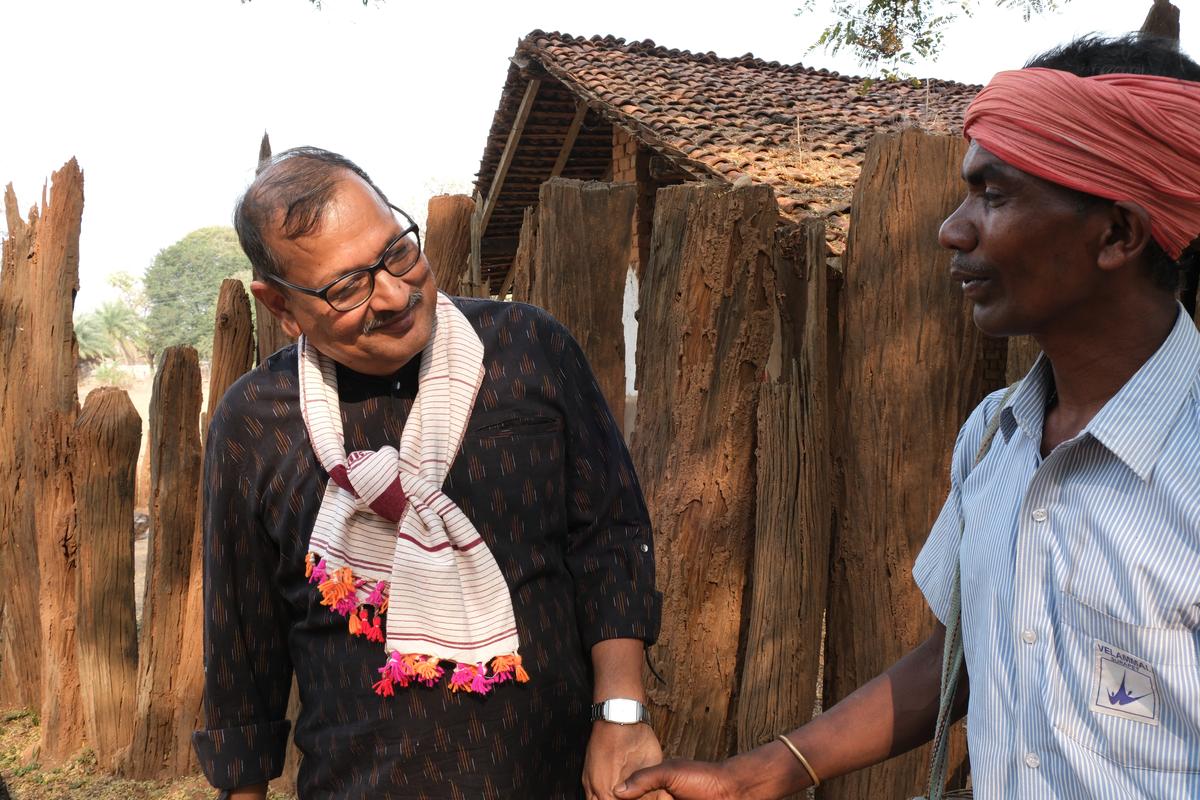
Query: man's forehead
[
  {"left": 960, "top": 142, "right": 1026, "bottom": 182},
  {"left": 261, "top": 171, "right": 381, "bottom": 238}
]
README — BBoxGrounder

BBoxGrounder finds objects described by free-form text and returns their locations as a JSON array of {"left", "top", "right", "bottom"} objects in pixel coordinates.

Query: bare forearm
[
  {"left": 228, "top": 784, "right": 267, "bottom": 799},
  {"left": 722, "top": 625, "right": 951, "bottom": 799}
]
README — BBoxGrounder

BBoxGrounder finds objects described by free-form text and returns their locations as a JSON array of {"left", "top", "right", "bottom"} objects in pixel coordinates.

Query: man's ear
[
  {"left": 250, "top": 280, "right": 303, "bottom": 339},
  {"left": 1098, "top": 201, "right": 1154, "bottom": 273}
]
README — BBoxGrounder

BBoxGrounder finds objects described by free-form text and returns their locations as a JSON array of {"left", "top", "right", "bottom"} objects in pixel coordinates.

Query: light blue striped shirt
[{"left": 914, "top": 306, "right": 1200, "bottom": 799}]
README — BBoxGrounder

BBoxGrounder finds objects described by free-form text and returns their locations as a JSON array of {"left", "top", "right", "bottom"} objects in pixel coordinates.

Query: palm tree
[
  {"left": 74, "top": 312, "right": 116, "bottom": 365},
  {"left": 92, "top": 301, "right": 147, "bottom": 364}
]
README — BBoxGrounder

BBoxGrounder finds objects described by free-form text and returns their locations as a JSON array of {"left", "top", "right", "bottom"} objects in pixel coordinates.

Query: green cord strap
[{"left": 921, "top": 382, "right": 1020, "bottom": 800}]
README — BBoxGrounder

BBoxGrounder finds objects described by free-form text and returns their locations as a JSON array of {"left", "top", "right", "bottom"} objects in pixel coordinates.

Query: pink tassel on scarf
[{"left": 309, "top": 556, "right": 328, "bottom": 584}]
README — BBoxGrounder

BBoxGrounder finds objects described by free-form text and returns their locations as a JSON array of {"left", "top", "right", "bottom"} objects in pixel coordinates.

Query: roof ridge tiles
[{"left": 520, "top": 29, "right": 980, "bottom": 89}]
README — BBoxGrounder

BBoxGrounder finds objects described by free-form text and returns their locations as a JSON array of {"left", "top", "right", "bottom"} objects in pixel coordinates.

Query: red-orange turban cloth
[{"left": 963, "top": 67, "right": 1200, "bottom": 259}]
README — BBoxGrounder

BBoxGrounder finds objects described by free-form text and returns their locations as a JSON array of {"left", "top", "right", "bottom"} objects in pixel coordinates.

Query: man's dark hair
[
  {"left": 234, "top": 146, "right": 390, "bottom": 280},
  {"left": 1025, "top": 34, "right": 1200, "bottom": 294}
]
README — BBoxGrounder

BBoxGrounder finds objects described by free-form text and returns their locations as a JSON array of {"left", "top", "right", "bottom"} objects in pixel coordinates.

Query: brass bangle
[{"left": 775, "top": 733, "right": 820, "bottom": 788}]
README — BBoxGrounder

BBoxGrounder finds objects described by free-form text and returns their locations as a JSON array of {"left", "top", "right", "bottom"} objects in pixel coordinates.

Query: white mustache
[{"left": 362, "top": 291, "right": 423, "bottom": 336}]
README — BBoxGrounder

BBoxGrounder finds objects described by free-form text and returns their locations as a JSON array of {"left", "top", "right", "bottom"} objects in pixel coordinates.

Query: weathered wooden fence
[
  {"left": 823, "top": 129, "right": 995, "bottom": 798},
  {"left": 1, "top": 128, "right": 1012, "bottom": 796},
  {"left": 517, "top": 129, "right": 1005, "bottom": 796},
  {"left": 0, "top": 166, "right": 269, "bottom": 781}
]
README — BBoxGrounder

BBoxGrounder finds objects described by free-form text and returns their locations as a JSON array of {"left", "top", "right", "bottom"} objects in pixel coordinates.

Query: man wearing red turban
[{"left": 615, "top": 33, "right": 1200, "bottom": 800}]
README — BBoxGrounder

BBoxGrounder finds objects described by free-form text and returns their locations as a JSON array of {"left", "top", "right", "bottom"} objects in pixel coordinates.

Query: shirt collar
[
  {"left": 1001, "top": 353, "right": 1053, "bottom": 444},
  {"left": 1001, "top": 305, "right": 1200, "bottom": 480},
  {"left": 1085, "top": 305, "right": 1200, "bottom": 480}
]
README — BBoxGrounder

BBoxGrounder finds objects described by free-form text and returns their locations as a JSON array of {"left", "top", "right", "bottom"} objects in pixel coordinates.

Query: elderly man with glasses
[{"left": 192, "top": 147, "right": 665, "bottom": 800}]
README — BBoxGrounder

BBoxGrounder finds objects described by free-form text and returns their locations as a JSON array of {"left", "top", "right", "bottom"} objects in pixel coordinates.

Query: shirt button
[
  {"left": 1021, "top": 629, "right": 1037, "bottom": 644},
  {"left": 639, "top": 543, "right": 649, "bottom": 553},
  {"left": 1031, "top": 508, "right": 1048, "bottom": 523},
  {"left": 1024, "top": 753, "right": 1041, "bottom": 769}
]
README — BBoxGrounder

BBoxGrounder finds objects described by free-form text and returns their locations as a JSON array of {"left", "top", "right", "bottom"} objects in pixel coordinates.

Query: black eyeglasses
[{"left": 265, "top": 204, "right": 423, "bottom": 312}]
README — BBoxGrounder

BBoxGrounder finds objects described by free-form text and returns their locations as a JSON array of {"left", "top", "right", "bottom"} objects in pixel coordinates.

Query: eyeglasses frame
[{"left": 262, "top": 203, "right": 423, "bottom": 312}]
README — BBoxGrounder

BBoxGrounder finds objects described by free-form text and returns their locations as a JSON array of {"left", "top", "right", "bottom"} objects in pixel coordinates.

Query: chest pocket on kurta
[
  {"left": 453, "top": 414, "right": 566, "bottom": 545},
  {"left": 1046, "top": 590, "right": 1200, "bottom": 775}
]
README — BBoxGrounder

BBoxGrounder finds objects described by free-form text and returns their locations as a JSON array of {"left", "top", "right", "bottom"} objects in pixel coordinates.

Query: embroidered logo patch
[{"left": 1090, "top": 639, "right": 1159, "bottom": 725}]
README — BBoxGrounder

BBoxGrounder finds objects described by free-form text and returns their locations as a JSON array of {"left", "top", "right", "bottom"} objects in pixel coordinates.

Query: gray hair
[{"left": 234, "top": 146, "right": 390, "bottom": 280}]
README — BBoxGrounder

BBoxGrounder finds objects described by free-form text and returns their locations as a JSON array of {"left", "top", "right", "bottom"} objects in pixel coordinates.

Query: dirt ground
[{"left": 0, "top": 711, "right": 209, "bottom": 800}]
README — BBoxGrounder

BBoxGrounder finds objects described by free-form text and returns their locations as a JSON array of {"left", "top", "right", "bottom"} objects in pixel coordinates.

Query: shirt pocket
[
  {"left": 1047, "top": 589, "right": 1200, "bottom": 774},
  {"left": 454, "top": 413, "right": 567, "bottom": 544}
]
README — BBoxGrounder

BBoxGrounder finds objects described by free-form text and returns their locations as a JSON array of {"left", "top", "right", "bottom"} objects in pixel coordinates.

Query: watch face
[{"left": 603, "top": 698, "right": 644, "bottom": 724}]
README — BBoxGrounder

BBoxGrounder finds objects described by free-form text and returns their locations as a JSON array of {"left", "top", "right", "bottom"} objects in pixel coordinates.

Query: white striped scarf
[{"left": 298, "top": 292, "right": 527, "bottom": 696}]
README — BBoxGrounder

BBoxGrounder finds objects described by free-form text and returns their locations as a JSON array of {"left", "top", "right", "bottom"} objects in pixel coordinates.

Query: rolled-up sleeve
[
  {"left": 192, "top": 392, "right": 293, "bottom": 790},
  {"left": 549, "top": 322, "right": 662, "bottom": 649}
]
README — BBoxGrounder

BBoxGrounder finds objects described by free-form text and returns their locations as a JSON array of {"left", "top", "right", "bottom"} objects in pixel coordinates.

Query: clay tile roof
[{"left": 475, "top": 31, "right": 980, "bottom": 266}]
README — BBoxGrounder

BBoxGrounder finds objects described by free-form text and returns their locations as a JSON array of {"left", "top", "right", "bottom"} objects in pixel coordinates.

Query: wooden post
[
  {"left": 501, "top": 207, "right": 537, "bottom": 302},
  {"left": 736, "top": 220, "right": 832, "bottom": 756},
  {"left": 632, "top": 182, "right": 778, "bottom": 760},
  {"left": 532, "top": 179, "right": 636, "bottom": 427},
  {"left": 74, "top": 388, "right": 141, "bottom": 769},
  {"left": 120, "top": 345, "right": 203, "bottom": 779},
  {"left": 466, "top": 191, "right": 485, "bottom": 297},
  {"left": 0, "top": 161, "right": 86, "bottom": 761},
  {"left": 823, "top": 129, "right": 995, "bottom": 799},
  {"left": 204, "top": 279, "right": 256, "bottom": 434},
  {"left": 425, "top": 194, "right": 475, "bottom": 293},
  {"left": 0, "top": 184, "right": 45, "bottom": 711},
  {"left": 1006, "top": 335, "right": 1041, "bottom": 384},
  {"left": 255, "top": 297, "right": 292, "bottom": 364},
  {"left": 173, "top": 280, "right": 257, "bottom": 773}
]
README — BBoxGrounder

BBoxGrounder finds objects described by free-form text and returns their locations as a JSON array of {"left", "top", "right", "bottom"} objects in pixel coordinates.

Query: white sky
[{"left": 0, "top": 0, "right": 1189, "bottom": 313}]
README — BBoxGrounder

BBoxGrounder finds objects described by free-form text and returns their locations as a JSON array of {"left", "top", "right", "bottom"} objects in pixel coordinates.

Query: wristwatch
[{"left": 590, "top": 698, "right": 650, "bottom": 725}]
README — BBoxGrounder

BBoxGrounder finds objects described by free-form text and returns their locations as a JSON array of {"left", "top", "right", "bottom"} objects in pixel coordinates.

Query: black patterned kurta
[{"left": 192, "top": 298, "right": 661, "bottom": 799}]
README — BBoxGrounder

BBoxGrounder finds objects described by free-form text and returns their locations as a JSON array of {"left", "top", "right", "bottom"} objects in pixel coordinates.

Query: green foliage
[
  {"left": 799, "top": 0, "right": 1067, "bottom": 74},
  {"left": 74, "top": 313, "right": 116, "bottom": 364},
  {"left": 89, "top": 360, "right": 134, "bottom": 390},
  {"left": 143, "top": 227, "right": 252, "bottom": 360},
  {"left": 76, "top": 273, "right": 152, "bottom": 365}
]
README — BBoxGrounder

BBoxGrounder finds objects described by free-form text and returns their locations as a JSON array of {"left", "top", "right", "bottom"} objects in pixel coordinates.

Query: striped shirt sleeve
[{"left": 913, "top": 389, "right": 1008, "bottom": 625}]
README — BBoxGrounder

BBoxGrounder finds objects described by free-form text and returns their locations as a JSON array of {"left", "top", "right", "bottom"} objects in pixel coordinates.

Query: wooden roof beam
[
  {"left": 479, "top": 78, "right": 542, "bottom": 238},
  {"left": 550, "top": 101, "right": 589, "bottom": 179}
]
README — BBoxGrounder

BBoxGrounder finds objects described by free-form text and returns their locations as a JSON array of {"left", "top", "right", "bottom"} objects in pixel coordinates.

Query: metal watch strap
[{"left": 590, "top": 698, "right": 650, "bottom": 725}]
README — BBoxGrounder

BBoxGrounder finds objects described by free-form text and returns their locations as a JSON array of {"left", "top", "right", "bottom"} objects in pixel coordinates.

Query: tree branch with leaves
[{"left": 798, "top": 0, "right": 1067, "bottom": 73}]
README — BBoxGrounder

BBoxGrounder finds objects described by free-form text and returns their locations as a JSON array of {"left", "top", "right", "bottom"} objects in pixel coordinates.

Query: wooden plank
[
  {"left": 823, "top": 129, "right": 994, "bottom": 800},
  {"left": 532, "top": 179, "right": 635, "bottom": 427},
  {"left": 74, "top": 388, "right": 141, "bottom": 769},
  {"left": 425, "top": 194, "right": 475, "bottom": 292},
  {"left": 7, "top": 160, "right": 86, "bottom": 762},
  {"left": 1006, "top": 335, "right": 1042, "bottom": 384},
  {"left": 466, "top": 191, "right": 484, "bottom": 297},
  {"left": 549, "top": 102, "right": 588, "bottom": 179},
  {"left": 479, "top": 79, "right": 541, "bottom": 238},
  {"left": 173, "top": 279, "right": 257, "bottom": 774},
  {"left": 119, "top": 346, "right": 202, "bottom": 779},
  {"left": 632, "top": 182, "right": 779, "bottom": 760},
  {"left": 254, "top": 295, "right": 292, "bottom": 364},
  {"left": 500, "top": 207, "right": 537, "bottom": 302},
  {"left": 0, "top": 183, "right": 45, "bottom": 712},
  {"left": 736, "top": 220, "right": 831, "bottom": 763}
]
